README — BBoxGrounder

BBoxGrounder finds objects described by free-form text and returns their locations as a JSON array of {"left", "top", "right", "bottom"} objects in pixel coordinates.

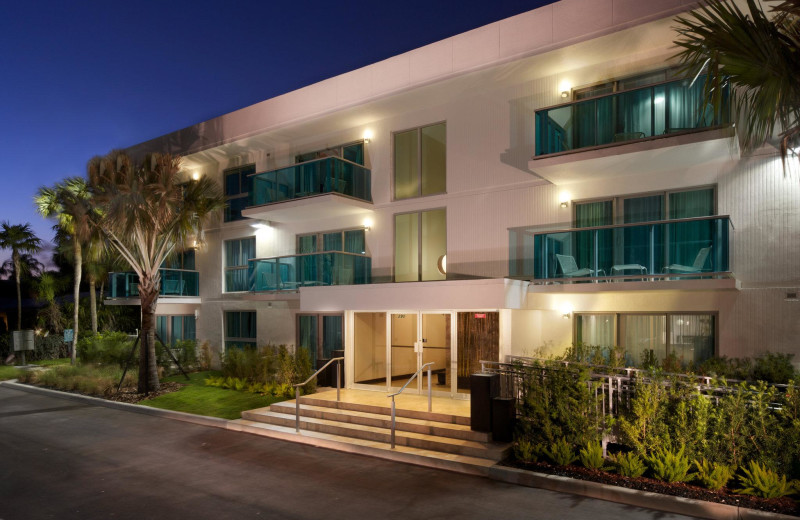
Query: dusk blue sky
[{"left": 0, "top": 0, "right": 552, "bottom": 266}]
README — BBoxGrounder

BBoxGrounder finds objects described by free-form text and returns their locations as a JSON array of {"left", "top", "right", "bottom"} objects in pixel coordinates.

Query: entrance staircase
[{"left": 232, "top": 389, "right": 511, "bottom": 476}]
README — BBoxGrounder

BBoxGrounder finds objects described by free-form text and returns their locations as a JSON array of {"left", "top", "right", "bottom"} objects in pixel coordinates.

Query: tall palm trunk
[
  {"left": 13, "top": 252, "right": 21, "bottom": 330},
  {"left": 89, "top": 272, "right": 97, "bottom": 333},
  {"left": 71, "top": 239, "right": 81, "bottom": 365},
  {"left": 138, "top": 277, "right": 160, "bottom": 393}
]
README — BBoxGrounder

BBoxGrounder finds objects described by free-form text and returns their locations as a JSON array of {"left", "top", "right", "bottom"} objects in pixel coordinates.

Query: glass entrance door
[{"left": 388, "top": 311, "right": 454, "bottom": 396}]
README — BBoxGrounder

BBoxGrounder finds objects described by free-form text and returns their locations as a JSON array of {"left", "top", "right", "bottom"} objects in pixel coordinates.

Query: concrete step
[
  {"left": 261, "top": 401, "right": 490, "bottom": 443},
  {"left": 231, "top": 419, "right": 498, "bottom": 476},
  {"left": 295, "top": 396, "right": 471, "bottom": 426},
  {"left": 243, "top": 410, "right": 508, "bottom": 461}
]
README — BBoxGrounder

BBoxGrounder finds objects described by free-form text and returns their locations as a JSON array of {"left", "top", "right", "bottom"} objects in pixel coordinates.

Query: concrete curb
[
  {"left": 3, "top": 380, "right": 796, "bottom": 519},
  {"left": 488, "top": 465, "right": 798, "bottom": 520}
]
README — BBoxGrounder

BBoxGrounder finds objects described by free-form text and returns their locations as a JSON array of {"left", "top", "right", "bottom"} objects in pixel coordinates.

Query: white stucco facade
[{"left": 118, "top": 0, "right": 800, "bottom": 392}]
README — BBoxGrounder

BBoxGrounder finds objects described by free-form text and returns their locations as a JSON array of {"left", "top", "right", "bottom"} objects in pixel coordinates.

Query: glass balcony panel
[
  {"left": 511, "top": 216, "right": 732, "bottom": 282},
  {"left": 535, "top": 75, "right": 730, "bottom": 156},
  {"left": 249, "top": 252, "right": 371, "bottom": 292},
  {"left": 249, "top": 157, "right": 372, "bottom": 207},
  {"left": 107, "top": 269, "right": 200, "bottom": 298}
]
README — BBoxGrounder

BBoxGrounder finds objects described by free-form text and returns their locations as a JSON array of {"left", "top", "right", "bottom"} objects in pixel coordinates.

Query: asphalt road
[{"left": 0, "top": 385, "right": 697, "bottom": 520}]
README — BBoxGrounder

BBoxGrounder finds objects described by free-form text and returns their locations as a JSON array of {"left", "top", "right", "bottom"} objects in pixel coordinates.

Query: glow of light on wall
[
  {"left": 191, "top": 171, "right": 201, "bottom": 181},
  {"left": 559, "top": 190, "right": 571, "bottom": 208},
  {"left": 363, "top": 129, "right": 374, "bottom": 143},
  {"left": 363, "top": 217, "right": 373, "bottom": 230},
  {"left": 558, "top": 79, "right": 572, "bottom": 98},
  {"left": 559, "top": 302, "right": 573, "bottom": 319}
]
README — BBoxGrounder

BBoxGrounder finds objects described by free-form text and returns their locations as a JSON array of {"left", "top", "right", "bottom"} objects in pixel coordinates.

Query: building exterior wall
[{"left": 120, "top": 0, "right": 799, "bottom": 376}]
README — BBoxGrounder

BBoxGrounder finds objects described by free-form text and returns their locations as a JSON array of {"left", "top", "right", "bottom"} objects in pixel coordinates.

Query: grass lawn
[
  {"left": 33, "top": 358, "right": 71, "bottom": 366},
  {"left": 0, "top": 365, "right": 21, "bottom": 381},
  {"left": 140, "top": 371, "right": 286, "bottom": 420}
]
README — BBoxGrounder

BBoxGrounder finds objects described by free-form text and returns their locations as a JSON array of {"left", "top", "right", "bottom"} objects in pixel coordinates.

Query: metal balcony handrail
[
  {"left": 248, "top": 250, "right": 369, "bottom": 263},
  {"left": 509, "top": 214, "right": 733, "bottom": 236},
  {"left": 293, "top": 356, "right": 343, "bottom": 433},
  {"left": 247, "top": 155, "right": 368, "bottom": 177},
  {"left": 387, "top": 362, "right": 434, "bottom": 449},
  {"left": 534, "top": 75, "right": 719, "bottom": 113}
]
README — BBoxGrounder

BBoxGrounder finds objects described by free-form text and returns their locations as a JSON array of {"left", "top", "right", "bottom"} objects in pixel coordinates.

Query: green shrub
[
  {"left": 610, "top": 452, "right": 647, "bottom": 478},
  {"left": 221, "top": 346, "right": 275, "bottom": 383},
  {"left": 736, "top": 461, "right": 795, "bottom": 499},
  {"left": 514, "top": 439, "right": 542, "bottom": 463},
  {"left": 545, "top": 439, "right": 578, "bottom": 467},
  {"left": 693, "top": 459, "right": 733, "bottom": 491},
  {"left": 198, "top": 341, "right": 213, "bottom": 370},
  {"left": 77, "top": 332, "right": 133, "bottom": 367},
  {"left": 646, "top": 447, "right": 694, "bottom": 483},
  {"left": 753, "top": 352, "right": 796, "bottom": 384},
  {"left": 19, "top": 364, "right": 134, "bottom": 396},
  {"left": 617, "top": 375, "right": 669, "bottom": 455},
  {"left": 516, "top": 364, "right": 602, "bottom": 450},
  {"left": 579, "top": 441, "right": 607, "bottom": 470},
  {"left": 30, "top": 335, "right": 69, "bottom": 361}
]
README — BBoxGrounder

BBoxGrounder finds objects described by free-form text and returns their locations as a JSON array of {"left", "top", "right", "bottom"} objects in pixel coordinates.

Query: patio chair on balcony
[
  {"left": 162, "top": 279, "right": 185, "bottom": 296},
  {"left": 555, "top": 254, "right": 605, "bottom": 279},
  {"left": 664, "top": 246, "right": 711, "bottom": 274}
]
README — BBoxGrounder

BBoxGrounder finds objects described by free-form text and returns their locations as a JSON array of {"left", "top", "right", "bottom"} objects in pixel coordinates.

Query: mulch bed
[
  {"left": 504, "top": 459, "right": 799, "bottom": 517},
  {"left": 106, "top": 382, "right": 184, "bottom": 404}
]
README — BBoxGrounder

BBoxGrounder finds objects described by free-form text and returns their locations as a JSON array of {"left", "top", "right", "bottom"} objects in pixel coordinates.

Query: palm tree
[
  {"left": 35, "top": 178, "right": 95, "bottom": 364},
  {"left": 53, "top": 224, "right": 106, "bottom": 334},
  {"left": 674, "top": 0, "right": 800, "bottom": 162},
  {"left": 88, "top": 151, "right": 224, "bottom": 392},
  {"left": 0, "top": 222, "right": 43, "bottom": 330}
]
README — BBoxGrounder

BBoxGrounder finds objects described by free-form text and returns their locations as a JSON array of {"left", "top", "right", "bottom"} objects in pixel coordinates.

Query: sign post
[{"left": 64, "top": 329, "right": 74, "bottom": 361}]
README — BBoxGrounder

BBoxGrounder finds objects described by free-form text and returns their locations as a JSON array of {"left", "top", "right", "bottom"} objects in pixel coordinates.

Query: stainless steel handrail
[
  {"left": 387, "top": 362, "right": 434, "bottom": 449},
  {"left": 293, "top": 356, "right": 344, "bottom": 433}
]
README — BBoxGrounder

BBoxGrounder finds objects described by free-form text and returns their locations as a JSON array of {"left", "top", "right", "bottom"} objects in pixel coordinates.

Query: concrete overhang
[
  {"left": 528, "top": 127, "right": 739, "bottom": 184},
  {"left": 241, "top": 194, "right": 374, "bottom": 223},
  {"left": 299, "top": 278, "right": 530, "bottom": 312}
]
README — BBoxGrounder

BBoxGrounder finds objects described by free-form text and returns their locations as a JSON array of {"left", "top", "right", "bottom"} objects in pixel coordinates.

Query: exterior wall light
[
  {"left": 560, "top": 302, "right": 573, "bottom": 319},
  {"left": 437, "top": 254, "right": 447, "bottom": 276},
  {"left": 561, "top": 91, "right": 569, "bottom": 99},
  {"left": 191, "top": 171, "right": 201, "bottom": 181},
  {"left": 559, "top": 191, "right": 571, "bottom": 208},
  {"left": 363, "top": 129, "right": 373, "bottom": 144},
  {"left": 363, "top": 218, "right": 373, "bottom": 231}
]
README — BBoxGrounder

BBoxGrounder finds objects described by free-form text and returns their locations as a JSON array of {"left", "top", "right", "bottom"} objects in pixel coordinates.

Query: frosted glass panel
[
  {"left": 394, "top": 130, "right": 419, "bottom": 200},
  {"left": 421, "top": 209, "right": 447, "bottom": 281},
  {"left": 421, "top": 123, "right": 446, "bottom": 196},
  {"left": 394, "top": 213, "right": 419, "bottom": 282}
]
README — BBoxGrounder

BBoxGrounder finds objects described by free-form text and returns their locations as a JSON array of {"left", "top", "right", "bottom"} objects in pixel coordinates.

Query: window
[
  {"left": 394, "top": 122, "right": 446, "bottom": 200},
  {"left": 295, "top": 142, "right": 364, "bottom": 166},
  {"left": 224, "top": 164, "right": 255, "bottom": 222},
  {"left": 162, "top": 249, "right": 195, "bottom": 270},
  {"left": 573, "top": 187, "right": 715, "bottom": 227},
  {"left": 573, "top": 68, "right": 681, "bottom": 100},
  {"left": 394, "top": 209, "right": 446, "bottom": 282},
  {"left": 156, "top": 315, "right": 196, "bottom": 346},
  {"left": 225, "top": 311, "right": 256, "bottom": 349},
  {"left": 575, "top": 312, "right": 715, "bottom": 367},
  {"left": 297, "top": 314, "right": 343, "bottom": 368},
  {"left": 224, "top": 237, "right": 255, "bottom": 292},
  {"left": 296, "top": 228, "right": 366, "bottom": 255}
]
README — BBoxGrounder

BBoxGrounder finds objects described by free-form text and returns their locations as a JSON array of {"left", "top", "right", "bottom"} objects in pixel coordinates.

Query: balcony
[
  {"left": 509, "top": 216, "right": 733, "bottom": 285},
  {"left": 108, "top": 269, "right": 200, "bottom": 299},
  {"left": 248, "top": 251, "right": 371, "bottom": 292},
  {"left": 242, "top": 157, "right": 373, "bottom": 222},
  {"left": 530, "top": 77, "right": 735, "bottom": 183}
]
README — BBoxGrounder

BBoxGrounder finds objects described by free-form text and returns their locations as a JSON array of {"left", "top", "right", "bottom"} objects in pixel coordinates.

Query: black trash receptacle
[
  {"left": 470, "top": 373, "right": 499, "bottom": 432},
  {"left": 492, "top": 397, "right": 515, "bottom": 442},
  {"left": 316, "top": 358, "right": 330, "bottom": 387}
]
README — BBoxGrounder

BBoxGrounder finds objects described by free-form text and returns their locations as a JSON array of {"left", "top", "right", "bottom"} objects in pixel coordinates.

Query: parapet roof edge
[{"left": 126, "top": 0, "right": 700, "bottom": 158}]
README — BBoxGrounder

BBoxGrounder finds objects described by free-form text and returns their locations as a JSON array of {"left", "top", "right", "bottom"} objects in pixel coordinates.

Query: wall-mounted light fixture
[
  {"left": 560, "top": 302, "right": 573, "bottom": 320},
  {"left": 363, "top": 217, "right": 373, "bottom": 231},
  {"left": 559, "top": 191, "right": 571, "bottom": 208},
  {"left": 251, "top": 221, "right": 271, "bottom": 230},
  {"left": 191, "top": 171, "right": 201, "bottom": 181},
  {"left": 363, "top": 129, "right": 374, "bottom": 144},
  {"left": 437, "top": 254, "right": 447, "bottom": 276},
  {"left": 560, "top": 91, "right": 569, "bottom": 99}
]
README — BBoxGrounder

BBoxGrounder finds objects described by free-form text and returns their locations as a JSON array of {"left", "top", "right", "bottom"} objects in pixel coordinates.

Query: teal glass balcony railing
[
  {"left": 509, "top": 216, "right": 732, "bottom": 282},
  {"left": 108, "top": 269, "right": 200, "bottom": 298},
  {"left": 249, "top": 252, "right": 371, "bottom": 291},
  {"left": 535, "top": 76, "right": 730, "bottom": 156},
  {"left": 248, "top": 157, "right": 372, "bottom": 206}
]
